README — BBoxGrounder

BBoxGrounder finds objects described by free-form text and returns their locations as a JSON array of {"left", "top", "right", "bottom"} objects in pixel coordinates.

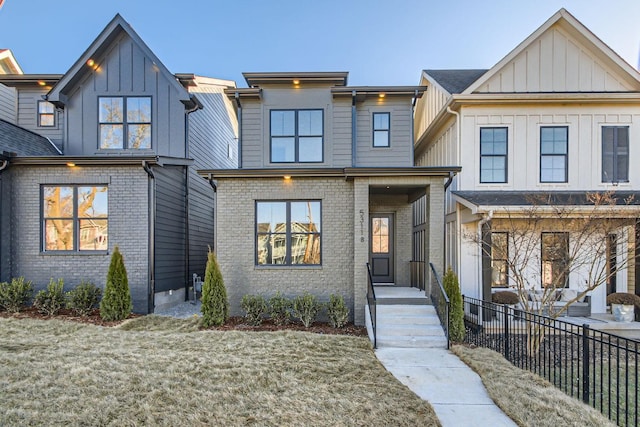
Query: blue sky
[{"left": 0, "top": 0, "right": 638, "bottom": 87}]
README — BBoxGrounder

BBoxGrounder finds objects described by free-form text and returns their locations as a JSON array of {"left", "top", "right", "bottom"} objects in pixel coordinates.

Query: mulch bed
[{"left": 0, "top": 308, "right": 368, "bottom": 337}]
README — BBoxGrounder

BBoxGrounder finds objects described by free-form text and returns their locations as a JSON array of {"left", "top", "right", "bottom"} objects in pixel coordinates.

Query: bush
[
  {"left": 33, "top": 278, "right": 65, "bottom": 316},
  {"left": 269, "top": 292, "right": 291, "bottom": 326},
  {"left": 100, "top": 246, "right": 133, "bottom": 321},
  {"left": 292, "top": 292, "right": 321, "bottom": 328},
  {"left": 326, "top": 294, "right": 349, "bottom": 328},
  {"left": 241, "top": 294, "right": 267, "bottom": 326},
  {"left": 491, "top": 291, "right": 519, "bottom": 305},
  {"left": 0, "top": 277, "right": 33, "bottom": 313},
  {"left": 66, "top": 281, "right": 102, "bottom": 316},
  {"left": 606, "top": 292, "right": 640, "bottom": 308},
  {"left": 443, "top": 267, "right": 465, "bottom": 342},
  {"left": 201, "top": 249, "right": 228, "bottom": 327}
]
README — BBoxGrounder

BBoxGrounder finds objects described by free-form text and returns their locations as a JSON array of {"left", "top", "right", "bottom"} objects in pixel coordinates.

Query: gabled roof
[
  {"left": 0, "top": 119, "right": 61, "bottom": 156},
  {"left": 464, "top": 8, "right": 640, "bottom": 94},
  {"left": 0, "top": 49, "right": 23, "bottom": 74},
  {"left": 423, "top": 69, "right": 487, "bottom": 95},
  {"left": 46, "top": 14, "right": 195, "bottom": 109}
]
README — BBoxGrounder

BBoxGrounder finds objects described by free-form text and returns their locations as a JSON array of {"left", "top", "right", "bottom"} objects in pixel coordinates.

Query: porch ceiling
[{"left": 370, "top": 185, "right": 425, "bottom": 198}]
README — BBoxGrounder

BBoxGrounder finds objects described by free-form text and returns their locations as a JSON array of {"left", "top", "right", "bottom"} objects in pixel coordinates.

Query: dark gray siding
[
  {"left": 154, "top": 164, "right": 187, "bottom": 293},
  {"left": 16, "top": 88, "right": 64, "bottom": 150},
  {"left": 0, "top": 171, "right": 8, "bottom": 281}
]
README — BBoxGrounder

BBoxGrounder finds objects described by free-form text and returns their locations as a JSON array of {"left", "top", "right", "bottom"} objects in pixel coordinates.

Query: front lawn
[{"left": 0, "top": 316, "right": 439, "bottom": 426}]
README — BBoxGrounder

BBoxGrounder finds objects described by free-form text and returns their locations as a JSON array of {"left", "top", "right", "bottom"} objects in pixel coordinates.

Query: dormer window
[
  {"left": 270, "top": 109, "right": 323, "bottom": 163},
  {"left": 99, "top": 97, "right": 151, "bottom": 149}
]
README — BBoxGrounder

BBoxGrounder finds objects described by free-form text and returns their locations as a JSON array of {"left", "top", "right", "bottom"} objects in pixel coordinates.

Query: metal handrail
[
  {"left": 366, "top": 262, "right": 377, "bottom": 349},
  {"left": 429, "top": 262, "right": 450, "bottom": 349}
]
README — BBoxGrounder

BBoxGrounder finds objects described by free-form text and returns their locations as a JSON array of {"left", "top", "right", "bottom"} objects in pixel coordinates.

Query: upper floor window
[
  {"left": 373, "top": 112, "right": 390, "bottom": 147},
  {"left": 38, "top": 101, "right": 55, "bottom": 127},
  {"left": 99, "top": 97, "right": 151, "bottom": 150},
  {"left": 540, "top": 126, "right": 568, "bottom": 183},
  {"left": 42, "top": 185, "right": 108, "bottom": 252},
  {"left": 541, "top": 232, "right": 569, "bottom": 288},
  {"left": 256, "top": 200, "right": 321, "bottom": 265},
  {"left": 490, "top": 232, "right": 508, "bottom": 287},
  {"left": 602, "top": 126, "right": 629, "bottom": 183},
  {"left": 270, "top": 109, "right": 323, "bottom": 163},
  {"left": 480, "top": 127, "right": 507, "bottom": 183}
]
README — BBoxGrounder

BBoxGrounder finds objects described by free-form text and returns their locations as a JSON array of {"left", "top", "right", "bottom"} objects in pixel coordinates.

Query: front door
[{"left": 370, "top": 214, "right": 394, "bottom": 283}]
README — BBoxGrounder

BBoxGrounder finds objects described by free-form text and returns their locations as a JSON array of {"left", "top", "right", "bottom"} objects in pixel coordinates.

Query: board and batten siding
[
  {"left": 64, "top": 31, "right": 186, "bottom": 157},
  {"left": 0, "top": 84, "right": 16, "bottom": 123},
  {"left": 476, "top": 26, "right": 639, "bottom": 93},
  {"left": 154, "top": 164, "right": 187, "bottom": 293},
  {"left": 414, "top": 78, "right": 450, "bottom": 141},
  {"left": 355, "top": 100, "right": 413, "bottom": 167}
]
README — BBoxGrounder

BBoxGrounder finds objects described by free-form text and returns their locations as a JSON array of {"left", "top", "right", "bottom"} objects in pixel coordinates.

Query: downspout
[
  {"left": 478, "top": 210, "right": 494, "bottom": 303},
  {"left": 411, "top": 89, "right": 419, "bottom": 166},
  {"left": 0, "top": 160, "right": 8, "bottom": 173},
  {"left": 443, "top": 106, "right": 460, "bottom": 274},
  {"left": 447, "top": 106, "right": 461, "bottom": 170},
  {"left": 234, "top": 92, "right": 243, "bottom": 169},
  {"left": 208, "top": 175, "right": 217, "bottom": 254},
  {"left": 351, "top": 90, "right": 357, "bottom": 167},
  {"left": 0, "top": 160, "right": 7, "bottom": 282},
  {"left": 142, "top": 160, "right": 155, "bottom": 314},
  {"left": 183, "top": 98, "right": 201, "bottom": 301}
]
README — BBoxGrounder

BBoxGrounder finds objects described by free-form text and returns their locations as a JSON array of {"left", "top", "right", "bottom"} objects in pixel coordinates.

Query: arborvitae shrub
[
  {"left": 201, "top": 250, "right": 228, "bottom": 327},
  {"left": 241, "top": 294, "right": 267, "bottom": 326},
  {"left": 326, "top": 294, "right": 349, "bottom": 328},
  {"left": 269, "top": 292, "right": 291, "bottom": 326},
  {"left": 66, "top": 281, "right": 102, "bottom": 316},
  {"left": 443, "top": 267, "right": 465, "bottom": 342},
  {"left": 292, "top": 292, "right": 321, "bottom": 328},
  {"left": 0, "top": 277, "right": 33, "bottom": 313},
  {"left": 100, "top": 246, "right": 132, "bottom": 321},
  {"left": 33, "top": 278, "right": 65, "bottom": 316}
]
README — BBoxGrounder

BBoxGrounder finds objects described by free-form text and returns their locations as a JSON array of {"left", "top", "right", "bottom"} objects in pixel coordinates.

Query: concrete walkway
[{"left": 375, "top": 347, "right": 516, "bottom": 426}]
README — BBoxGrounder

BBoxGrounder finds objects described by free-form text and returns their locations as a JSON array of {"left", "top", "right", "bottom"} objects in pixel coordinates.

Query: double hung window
[
  {"left": 540, "top": 127, "right": 568, "bottom": 183},
  {"left": 373, "top": 112, "right": 390, "bottom": 147},
  {"left": 480, "top": 127, "right": 507, "bottom": 183},
  {"left": 38, "top": 101, "right": 55, "bottom": 127},
  {"left": 602, "top": 126, "right": 629, "bottom": 183}
]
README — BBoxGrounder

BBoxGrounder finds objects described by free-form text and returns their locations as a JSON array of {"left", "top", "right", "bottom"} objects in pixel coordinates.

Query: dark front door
[{"left": 370, "top": 214, "right": 394, "bottom": 283}]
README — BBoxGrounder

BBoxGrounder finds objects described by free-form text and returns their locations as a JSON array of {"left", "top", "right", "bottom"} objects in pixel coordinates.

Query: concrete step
[
  {"left": 376, "top": 305, "right": 437, "bottom": 316},
  {"left": 376, "top": 323, "right": 445, "bottom": 336},
  {"left": 376, "top": 334, "right": 448, "bottom": 348},
  {"left": 377, "top": 315, "right": 441, "bottom": 326},
  {"left": 376, "top": 297, "right": 429, "bottom": 305}
]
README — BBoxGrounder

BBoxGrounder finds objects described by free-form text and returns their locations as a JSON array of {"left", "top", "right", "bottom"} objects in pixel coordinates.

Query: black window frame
[
  {"left": 255, "top": 200, "right": 322, "bottom": 266},
  {"left": 490, "top": 232, "right": 509, "bottom": 287},
  {"left": 541, "top": 232, "right": 569, "bottom": 288},
  {"left": 479, "top": 127, "right": 508, "bottom": 183},
  {"left": 372, "top": 112, "right": 390, "bottom": 147},
  {"left": 98, "top": 96, "right": 152, "bottom": 150},
  {"left": 41, "top": 185, "right": 109, "bottom": 253},
  {"left": 269, "top": 109, "right": 324, "bottom": 163},
  {"left": 37, "top": 100, "right": 55, "bottom": 127},
  {"left": 540, "top": 126, "right": 568, "bottom": 183},
  {"left": 602, "top": 126, "right": 629, "bottom": 183}
]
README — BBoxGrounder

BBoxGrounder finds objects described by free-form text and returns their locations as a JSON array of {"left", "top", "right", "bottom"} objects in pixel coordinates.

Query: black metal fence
[
  {"left": 366, "top": 263, "right": 377, "bottom": 349},
  {"left": 463, "top": 296, "right": 639, "bottom": 426},
  {"left": 429, "top": 263, "right": 449, "bottom": 349}
]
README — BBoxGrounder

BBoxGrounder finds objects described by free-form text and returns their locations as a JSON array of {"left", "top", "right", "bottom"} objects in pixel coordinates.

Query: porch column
[
  {"left": 427, "top": 181, "right": 445, "bottom": 294},
  {"left": 353, "top": 178, "right": 369, "bottom": 325}
]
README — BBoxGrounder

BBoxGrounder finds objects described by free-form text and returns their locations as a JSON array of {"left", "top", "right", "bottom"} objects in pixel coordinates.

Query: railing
[
  {"left": 366, "top": 262, "right": 377, "bottom": 349},
  {"left": 463, "top": 296, "right": 639, "bottom": 427},
  {"left": 429, "top": 263, "right": 450, "bottom": 349},
  {"left": 410, "top": 260, "right": 426, "bottom": 291}
]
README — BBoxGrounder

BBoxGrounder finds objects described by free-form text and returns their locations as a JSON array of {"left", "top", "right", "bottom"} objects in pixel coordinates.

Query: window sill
[{"left": 40, "top": 251, "right": 109, "bottom": 256}]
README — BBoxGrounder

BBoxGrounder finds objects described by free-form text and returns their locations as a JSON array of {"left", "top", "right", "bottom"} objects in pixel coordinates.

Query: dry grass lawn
[
  {"left": 452, "top": 345, "right": 616, "bottom": 427},
  {"left": 0, "top": 316, "right": 439, "bottom": 426}
]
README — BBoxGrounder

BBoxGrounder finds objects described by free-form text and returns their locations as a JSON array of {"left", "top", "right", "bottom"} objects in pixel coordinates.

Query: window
[
  {"left": 99, "top": 97, "right": 151, "bottom": 149},
  {"left": 606, "top": 233, "right": 617, "bottom": 295},
  {"left": 42, "top": 186, "right": 108, "bottom": 252},
  {"left": 602, "top": 126, "right": 629, "bottom": 183},
  {"left": 38, "top": 101, "right": 55, "bottom": 127},
  {"left": 373, "top": 112, "right": 390, "bottom": 147},
  {"left": 491, "top": 232, "right": 508, "bottom": 287},
  {"left": 541, "top": 232, "right": 569, "bottom": 288},
  {"left": 540, "top": 126, "right": 568, "bottom": 183},
  {"left": 256, "top": 201, "right": 321, "bottom": 265},
  {"left": 480, "top": 127, "right": 507, "bottom": 183},
  {"left": 270, "top": 109, "right": 323, "bottom": 162}
]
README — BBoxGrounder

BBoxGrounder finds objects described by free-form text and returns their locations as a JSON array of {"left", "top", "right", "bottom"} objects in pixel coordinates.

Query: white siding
[
  {"left": 0, "top": 84, "right": 16, "bottom": 123},
  {"left": 414, "top": 78, "right": 449, "bottom": 140}
]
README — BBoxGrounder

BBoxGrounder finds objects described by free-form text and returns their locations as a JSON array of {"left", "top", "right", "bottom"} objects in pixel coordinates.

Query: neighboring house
[
  {"left": 0, "top": 14, "right": 237, "bottom": 313},
  {"left": 414, "top": 8, "right": 640, "bottom": 314},
  {"left": 0, "top": 49, "right": 23, "bottom": 123},
  {"left": 199, "top": 72, "right": 459, "bottom": 325}
]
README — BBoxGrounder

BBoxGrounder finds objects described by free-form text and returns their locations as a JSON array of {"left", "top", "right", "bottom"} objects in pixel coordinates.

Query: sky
[{"left": 0, "top": 0, "right": 638, "bottom": 87}]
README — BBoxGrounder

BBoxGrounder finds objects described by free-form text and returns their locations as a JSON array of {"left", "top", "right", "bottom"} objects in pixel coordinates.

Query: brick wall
[
  {"left": 9, "top": 165, "right": 150, "bottom": 312},
  {"left": 215, "top": 177, "right": 355, "bottom": 320}
]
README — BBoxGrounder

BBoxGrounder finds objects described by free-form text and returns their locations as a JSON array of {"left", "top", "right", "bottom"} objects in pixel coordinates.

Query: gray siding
[
  {"left": 15, "top": 88, "right": 64, "bottom": 150},
  {"left": 8, "top": 165, "right": 150, "bottom": 313},
  {"left": 0, "top": 84, "right": 16, "bottom": 123},
  {"left": 0, "top": 172, "right": 8, "bottom": 281},
  {"left": 355, "top": 99, "right": 413, "bottom": 167},
  {"left": 64, "top": 31, "right": 186, "bottom": 157},
  {"left": 154, "top": 164, "right": 187, "bottom": 293},
  {"left": 331, "top": 98, "right": 352, "bottom": 167}
]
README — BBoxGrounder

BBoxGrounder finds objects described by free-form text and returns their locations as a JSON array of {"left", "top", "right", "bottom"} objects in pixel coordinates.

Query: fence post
[
  {"left": 581, "top": 324, "right": 590, "bottom": 405},
  {"left": 503, "top": 304, "right": 509, "bottom": 361}
]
